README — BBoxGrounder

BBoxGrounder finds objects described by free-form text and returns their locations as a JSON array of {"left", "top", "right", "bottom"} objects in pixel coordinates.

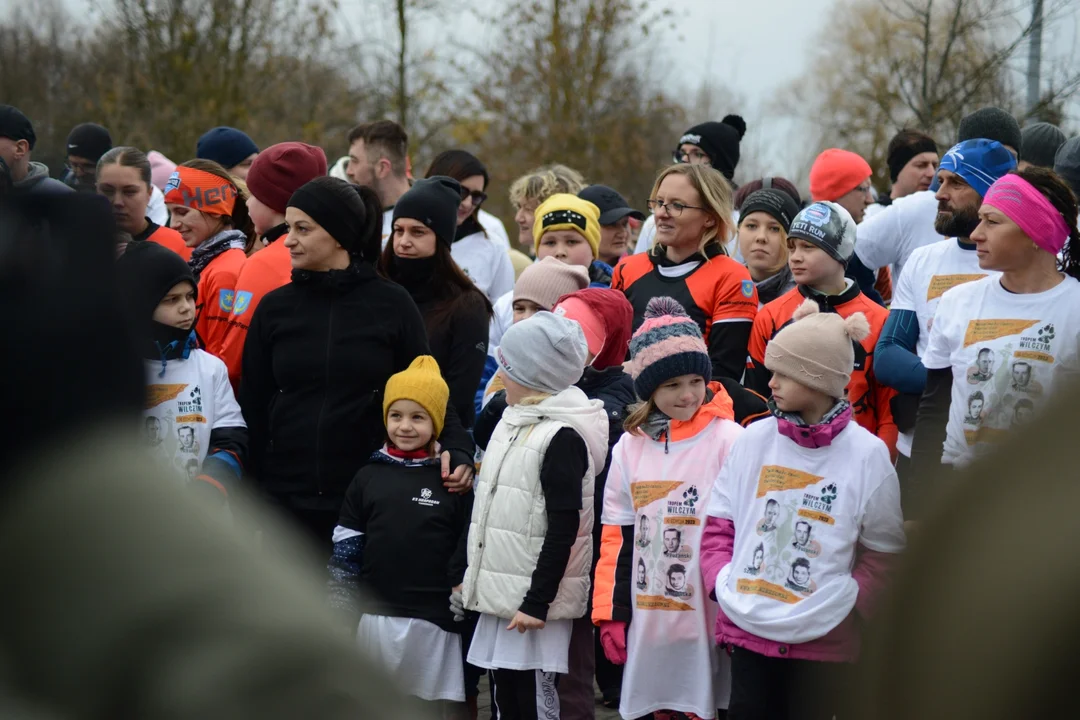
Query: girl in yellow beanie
[{"left": 327, "top": 355, "right": 473, "bottom": 713}]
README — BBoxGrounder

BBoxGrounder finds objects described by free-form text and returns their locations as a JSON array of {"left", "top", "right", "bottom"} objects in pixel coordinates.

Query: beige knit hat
[
  {"left": 764, "top": 298, "right": 870, "bottom": 399},
  {"left": 512, "top": 256, "right": 589, "bottom": 310}
]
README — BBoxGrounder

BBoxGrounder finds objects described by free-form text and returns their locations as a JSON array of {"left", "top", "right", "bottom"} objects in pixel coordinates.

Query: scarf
[
  {"left": 770, "top": 399, "right": 853, "bottom": 449},
  {"left": 390, "top": 255, "right": 438, "bottom": 304},
  {"left": 189, "top": 229, "right": 246, "bottom": 278}
]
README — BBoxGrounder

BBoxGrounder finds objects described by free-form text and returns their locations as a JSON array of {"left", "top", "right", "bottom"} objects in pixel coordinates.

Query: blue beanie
[
  {"left": 936, "top": 139, "right": 1017, "bottom": 198},
  {"left": 196, "top": 127, "right": 259, "bottom": 170}
]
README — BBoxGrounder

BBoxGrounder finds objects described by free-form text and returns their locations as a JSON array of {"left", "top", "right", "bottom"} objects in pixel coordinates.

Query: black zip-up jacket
[{"left": 240, "top": 263, "right": 474, "bottom": 514}]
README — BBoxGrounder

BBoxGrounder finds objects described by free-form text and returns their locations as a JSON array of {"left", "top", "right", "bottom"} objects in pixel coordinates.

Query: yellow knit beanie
[
  {"left": 383, "top": 355, "right": 450, "bottom": 438},
  {"left": 533, "top": 193, "right": 602, "bottom": 260}
]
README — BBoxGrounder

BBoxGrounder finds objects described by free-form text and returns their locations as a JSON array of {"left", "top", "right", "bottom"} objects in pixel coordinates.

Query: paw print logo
[
  {"left": 682, "top": 485, "right": 699, "bottom": 508},
  {"left": 420, "top": 488, "right": 432, "bottom": 500},
  {"left": 189, "top": 385, "right": 201, "bottom": 400},
  {"left": 1039, "top": 323, "right": 1056, "bottom": 342},
  {"left": 821, "top": 483, "right": 838, "bottom": 505}
]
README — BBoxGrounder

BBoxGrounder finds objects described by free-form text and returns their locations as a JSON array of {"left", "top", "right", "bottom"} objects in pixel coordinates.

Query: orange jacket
[
  {"left": 218, "top": 238, "right": 292, "bottom": 389},
  {"left": 195, "top": 248, "right": 247, "bottom": 361},
  {"left": 140, "top": 224, "right": 191, "bottom": 261},
  {"left": 745, "top": 284, "right": 898, "bottom": 459}
]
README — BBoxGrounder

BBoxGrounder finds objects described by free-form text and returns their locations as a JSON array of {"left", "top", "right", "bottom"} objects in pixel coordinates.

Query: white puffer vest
[{"left": 463, "top": 386, "right": 609, "bottom": 620}]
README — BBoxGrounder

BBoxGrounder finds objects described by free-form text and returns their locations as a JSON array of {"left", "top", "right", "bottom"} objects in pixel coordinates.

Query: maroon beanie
[
  {"left": 553, "top": 288, "right": 634, "bottom": 370},
  {"left": 246, "top": 142, "right": 328, "bottom": 214}
]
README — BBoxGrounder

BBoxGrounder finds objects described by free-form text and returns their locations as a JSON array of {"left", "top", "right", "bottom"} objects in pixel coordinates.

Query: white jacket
[{"left": 463, "top": 386, "right": 608, "bottom": 620}]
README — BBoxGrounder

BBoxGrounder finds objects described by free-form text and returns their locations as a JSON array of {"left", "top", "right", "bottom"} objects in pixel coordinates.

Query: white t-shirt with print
[
  {"left": 603, "top": 418, "right": 743, "bottom": 719},
  {"left": 450, "top": 231, "right": 515, "bottom": 302},
  {"left": 708, "top": 418, "right": 905, "bottom": 645},
  {"left": 143, "top": 349, "right": 245, "bottom": 481},
  {"left": 854, "top": 189, "right": 941, "bottom": 278},
  {"left": 478, "top": 209, "right": 510, "bottom": 249},
  {"left": 921, "top": 274, "right": 1080, "bottom": 467},
  {"left": 890, "top": 238, "right": 997, "bottom": 457}
]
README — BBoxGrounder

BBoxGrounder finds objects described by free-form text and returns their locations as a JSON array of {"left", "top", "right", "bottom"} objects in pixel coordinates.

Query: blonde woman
[
  {"left": 509, "top": 164, "right": 587, "bottom": 252},
  {"left": 612, "top": 164, "right": 758, "bottom": 381},
  {"left": 736, "top": 187, "right": 802, "bottom": 306}
]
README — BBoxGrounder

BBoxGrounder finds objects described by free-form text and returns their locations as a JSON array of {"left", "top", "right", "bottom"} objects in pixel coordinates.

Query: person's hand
[
  {"left": 441, "top": 451, "right": 475, "bottom": 493},
  {"left": 599, "top": 621, "right": 628, "bottom": 665},
  {"left": 449, "top": 585, "right": 465, "bottom": 622},
  {"left": 507, "top": 611, "right": 545, "bottom": 633}
]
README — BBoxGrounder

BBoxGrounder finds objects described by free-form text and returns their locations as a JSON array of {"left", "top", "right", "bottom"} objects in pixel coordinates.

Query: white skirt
[
  {"left": 467, "top": 612, "right": 573, "bottom": 674},
  {"left": 357, "top": 614, "right": 465, "bottom": 702}
]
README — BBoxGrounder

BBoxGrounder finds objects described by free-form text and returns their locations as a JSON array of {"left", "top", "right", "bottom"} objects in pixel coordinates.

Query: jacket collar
[
  {"left": 797, "top": 278, "right": 862, "bottom": 310},
  {"left": 648, "top": 241, "right": 724, "bottom": 268},
  {"left": 292, "top": 261, "right": 376, "bottom": 291},
  {"left": 639, "top": 382, "right": 737, "bottom": 450},
  {"left": 370, "top": 444, "right": 440, "bottom": 467},
  {"left": 771, "top": 399, "right": 852, "bottom": 449}
]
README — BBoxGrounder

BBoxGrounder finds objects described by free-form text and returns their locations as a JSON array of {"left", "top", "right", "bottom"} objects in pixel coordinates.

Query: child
[
  {"left": 478, "top": 256, "right": 589, "bottom": 411},
  {"left": 462, "top": 312, "right": 608, "bottom": 719},
  {"left": 593, "top": 296, "right": 744, "bottom": 720},
  {"left": 116, "top": 241, "right": 246, "bottom": 501},
  {"left": 701, "top": 299, "right": 906, "bottom": 719},
  {"left": 745, "top": 200, "right": 898, "bottom": 459},
  {"left": 327, "top": 356, "right": 472, "bottom": 711}
]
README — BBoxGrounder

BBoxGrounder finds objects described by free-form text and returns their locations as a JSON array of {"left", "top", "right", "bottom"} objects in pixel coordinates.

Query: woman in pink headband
[{"left": 910, "top": 166, "right": 1080, "bottom": 504}]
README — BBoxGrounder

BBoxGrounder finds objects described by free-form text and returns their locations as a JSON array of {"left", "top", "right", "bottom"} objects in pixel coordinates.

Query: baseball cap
[
  {"left": 578, "top": 185, "right": 645, "bottom": 226},
  {"left": 0, "top": 105, "right": 36, "bottom": 149}
]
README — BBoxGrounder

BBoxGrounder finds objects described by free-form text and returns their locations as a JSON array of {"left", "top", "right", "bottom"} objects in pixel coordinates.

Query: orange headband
[{"left": 163, "top": 167, "right": 238, "bottom": 217}]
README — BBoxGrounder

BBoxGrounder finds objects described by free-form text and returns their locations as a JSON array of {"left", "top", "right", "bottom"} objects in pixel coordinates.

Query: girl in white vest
[
  {"left": 593, "top": 296, "right": 744, "bottom": 720},
  {"left": 700, "top": 299, "right": 906, "bottom": 719},
  {"left": 462, "top": 311, "right": 609, "bottom": 720}
]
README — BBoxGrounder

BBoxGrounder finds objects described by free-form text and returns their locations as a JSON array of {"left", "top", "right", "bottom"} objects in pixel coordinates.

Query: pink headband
[{"left": 982, "top": 174, "right": 1071, "bottom": 255}]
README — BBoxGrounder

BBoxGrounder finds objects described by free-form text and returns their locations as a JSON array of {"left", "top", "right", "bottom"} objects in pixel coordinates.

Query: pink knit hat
[
  {"left": 764, "top": 298, "right": 870, "bottom": 398},
  {"left": 513, "top": 256, "right": 589, "bottom": 310},
  {"left": 148, "top": 151, "right": 177, "bottom": 191},
  {"left": 626, "top": 297, "right": 711, "bottom": 401}
]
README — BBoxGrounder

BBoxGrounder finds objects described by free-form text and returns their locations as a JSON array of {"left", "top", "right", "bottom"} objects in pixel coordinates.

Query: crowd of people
[{"left": 2, "top": 98, "right": 1079, "bottom": 720}]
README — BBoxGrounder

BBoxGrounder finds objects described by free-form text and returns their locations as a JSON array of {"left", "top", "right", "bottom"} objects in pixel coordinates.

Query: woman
[
  {"left": 612, "top": 164, "right": 758, "bottom": 381},
  {"left": 164, "top": 160, "right": 253, "bottom": 358},
  {"left": 910, "top": 166, "right": 1080, "bottom": 515},
  {"left": 736, "top": 187, "right": 802, "bottom": 306},
  {"left": 424, "top": 150, "right": 514, "bottom": 302},
  {"left": 509, "top": 164, "right": 587, "bottom": 252},
  {"left": 240, "top": 177, "right": 475, "bottom": 548},
  {"left": 380, "top": 176, "right": 493, "bottom": 427},
  {"left": 97, "top": 147, "right": 189, "bottom": 260}
]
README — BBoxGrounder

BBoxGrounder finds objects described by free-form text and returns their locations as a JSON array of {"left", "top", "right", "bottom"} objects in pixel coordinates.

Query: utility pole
[{"left": 1026, "top": 0, "right": 1043, "bottom": 117}]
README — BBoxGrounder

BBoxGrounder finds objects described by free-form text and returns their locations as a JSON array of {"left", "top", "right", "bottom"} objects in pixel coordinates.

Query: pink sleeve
[
  {"left": 851, "top": 544, "right": 900, "bottom": 620},
  {"left": 701, "top": 516, "right": 736, "bottom": 601}
]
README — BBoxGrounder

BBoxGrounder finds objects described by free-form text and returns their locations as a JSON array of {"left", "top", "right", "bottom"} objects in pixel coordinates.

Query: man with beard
[{"left": 876, "top": 138, "right": 1015, "bottom": 486}]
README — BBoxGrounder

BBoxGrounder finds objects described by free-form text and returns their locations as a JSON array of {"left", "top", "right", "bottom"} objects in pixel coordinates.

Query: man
[
  {"left": 864, "top": 129, "right": 939, "bottom": 220},
  {"left": 633, "top": 114, "right": 746, "bottom": 253},
  {"left": 145, "top": 417, "right": 163, "bottom": 447},
  {"left": 344, "top": 120, "right": 413, "bottom": 247},
  {"left": 793, "top": 521, "right": 812, "bottom": 550},
  {"left": 63, "top": 122, "right": 113, "bottom": 192},
  {"left": 178, "top": 426, "right": 197, "bottom": 453},
  {"left": 196, "top": 126, "right": 259, "bottom": 180},
  {"left": 759, "top": 499, "right": 779, "bottom": 533},
  {"left": 0, "top": 105, "right": 72, "bottom": 196},
  {"left": 1010, "top": 361, "right": 1041, "bottom": 394},
  {"left": 662, "top": 527, "right": 682, "bottom": 558},
  {"left": 636, "top": 514, "right": 651, "bottom": 547},
  {"left": 578, "top": 184, "right": 645, "bottom": 267},
  {"left": 876, "top": 139, "right": 1015, "bottom": 484},
  {"left": 1018, "top": 122, "right": 1066, "bottom": 170},
  {"left": 854, "top": 107, "right": 1022, "bottom": 282}
]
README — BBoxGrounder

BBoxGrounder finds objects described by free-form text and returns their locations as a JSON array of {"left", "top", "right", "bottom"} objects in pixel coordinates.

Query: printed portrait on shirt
[
  {"left": 177, "top": 425, "right": 199, "bottom": 455},
  {"left": 791, "top": 520, "right": 822, "bottom": 558},
  {"left": 184, "top": 457, "right": 200, "bottom": 482},
  {"left": 964, "top": 391, "right": 986, "bottom": 426},
  {"left": 636, "top": 514, "right": 652, "bottom": 548},
  {"left": 636, "top": 558, "right": 649, "bottom": 591},
  {"left": 784, "top": 557, "right": 815, "bottom": 596},
  {"left": 743, "top": 542, "right": 766, "bottom": 576},
  {"left": 664, "top": 563, "right": 693, "bottom": 599},
  {"left": 967, "top": 347, "right": 996, "bottom": 384},
  {"left": 1012, "top": 398, "right": 1035, "bottom": 427},
  {"left": 1009, "top": 361, "right": 1043, "bottom": 396},
  {"left": 757, "top": 498, "right": 780, "bottom": 534},
  {"left": 145, "top": 416, "right": 164, "bottom": 447}
]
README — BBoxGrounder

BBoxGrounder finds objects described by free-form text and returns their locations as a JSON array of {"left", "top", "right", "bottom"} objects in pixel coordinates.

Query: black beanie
[
  {"left": 958, "top": 107, "right": 1022, "bottom": 156},
  {"left": 116, "top": 241, "right": 196, "bottom": 324},
  {"left": 392, "top": 176, "right": 463, "bottom": 246},
  {"left": 677, "top": 114, "right": 747, "bottom": 180},
  {"left": 739, "top": 189, "right": 801, "bottom": 233},
  {"left": 886, "top": 129, "right": 938, "bottom": 181},
  {"left": 288, "top": 176, "right": 368, "bottom": 252},
  {"left": 66, "top": 123, "right": 113, "bottom": 162}
]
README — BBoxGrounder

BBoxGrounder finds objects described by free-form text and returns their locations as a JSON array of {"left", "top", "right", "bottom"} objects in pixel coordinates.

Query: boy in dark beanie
[
  {"left": 197, "top": 126, "right": 260, "bottom": 180},
  {"left": 64, "top": 122, "right": 113, "bottom": 191},
  {"left": 116, "top": 241, "right": 247, "bottom": 505},
  {"left": 747, "top": 201, "right": 898, "bottom": 460}
]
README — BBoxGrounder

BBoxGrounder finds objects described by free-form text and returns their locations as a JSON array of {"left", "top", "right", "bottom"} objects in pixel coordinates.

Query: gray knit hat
[
  {"left": 1054, "top": 136, "right": 1080, "bottom": 200},
  {"left": 958, "top": 107, "right": 1022, "bottom": 156},
  {"left": 496, "top": 312, "right": 588, "bottom": 394},
  {"left": 1021, "top": 122, "right": 1067, "bottom": 169}
]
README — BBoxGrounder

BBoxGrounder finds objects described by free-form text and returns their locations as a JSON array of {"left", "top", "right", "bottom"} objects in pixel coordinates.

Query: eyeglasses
[
  {"left": 461, "top": 189, "right": 487, "bottom": 207},
  {"left": 647, "top": 199, "right": 706, "bottom": 217},
  {"left": 66, "top": 161, "right": 97, "bottom": 176},
  {"left": 673, "top": 148, "right": 712, "bottom": 166}
]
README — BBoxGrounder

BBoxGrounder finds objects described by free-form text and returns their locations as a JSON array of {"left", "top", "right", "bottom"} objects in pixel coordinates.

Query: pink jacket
[{"left": 700, "top": 515, "right": 898, "bottom": 662}]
